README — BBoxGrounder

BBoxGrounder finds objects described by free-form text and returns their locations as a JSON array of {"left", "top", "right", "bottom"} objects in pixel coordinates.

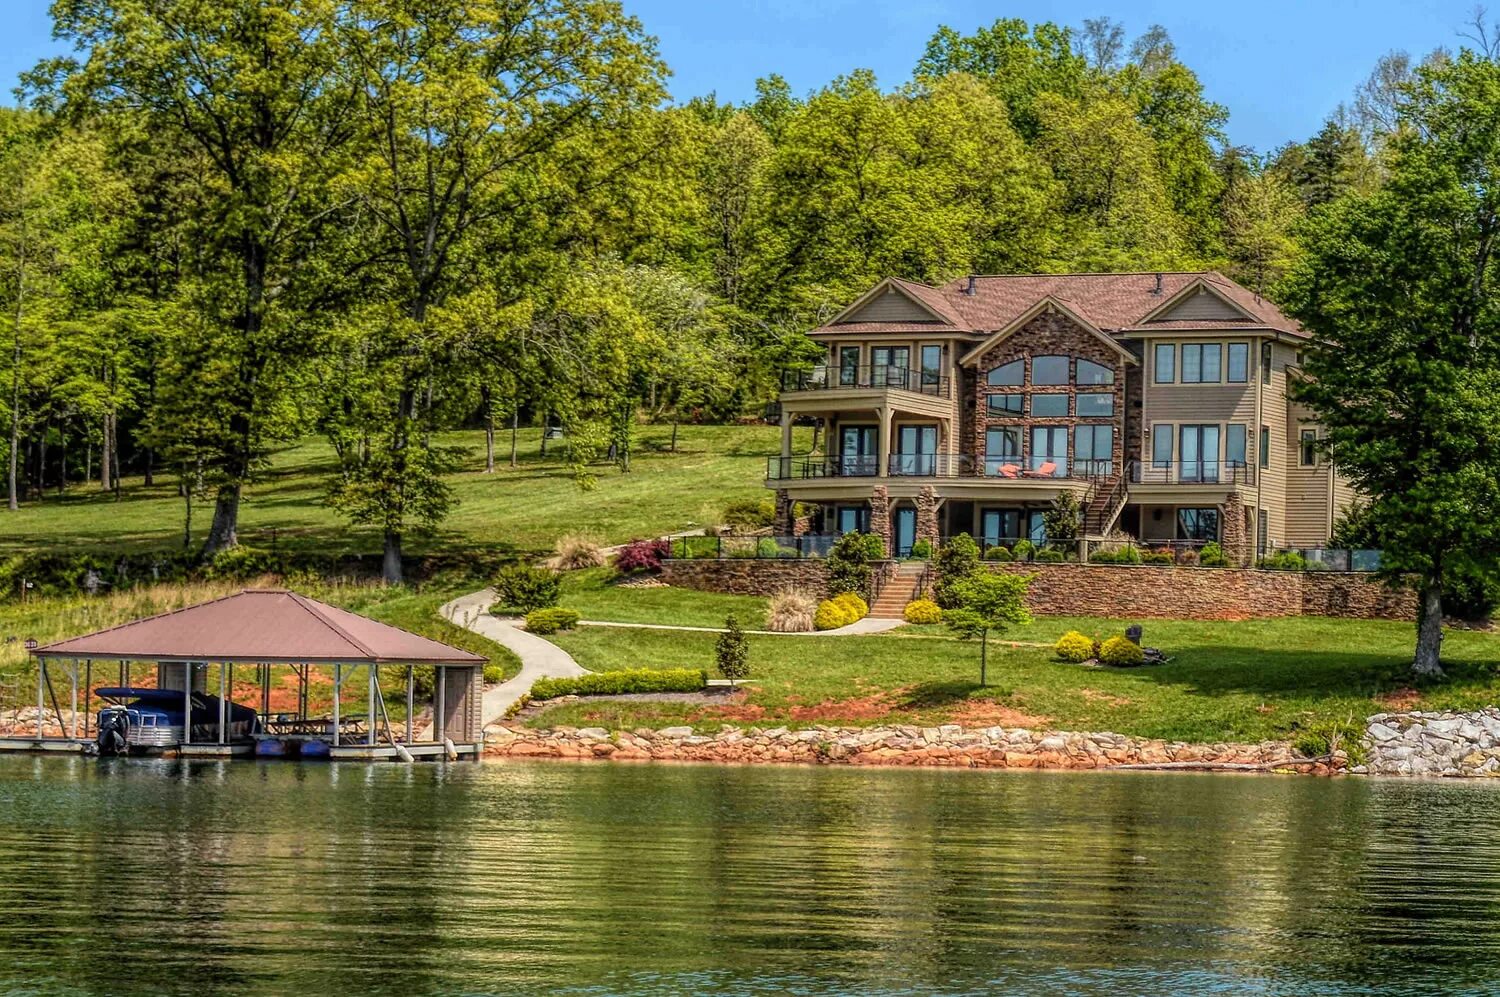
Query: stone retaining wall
[
  {"left": 1361, "top": 709, "right": 1500, "bottom": 777},
  {"left": 486, "top": 722, "right": 1331, "bottom": 772},
  {"left": 664, "top": 557, "right": 1415, "bottom": 621}
]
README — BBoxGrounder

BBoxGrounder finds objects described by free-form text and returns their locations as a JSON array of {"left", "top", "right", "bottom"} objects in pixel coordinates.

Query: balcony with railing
[
  {"left": 766, "top": 453, "right": 1110, "bottom": 483},
  {"left": 781, "top": 364, "right": 951, "bottom": 400},
  {"left": 1130, "top": 460, "right": 1256, "bottom": 487}
]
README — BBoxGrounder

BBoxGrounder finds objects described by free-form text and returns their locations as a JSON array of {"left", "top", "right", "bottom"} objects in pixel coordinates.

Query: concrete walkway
[
  {"left": 440, "top": 588, "right": 588, "bottom": 724},
  {"left": 577, "top": 618, "right": 904, "bottom": 637}
]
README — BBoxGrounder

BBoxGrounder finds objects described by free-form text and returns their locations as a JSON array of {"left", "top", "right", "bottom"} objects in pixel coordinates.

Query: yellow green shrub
[
  {"left": 1054, "top": 630, "right": 1095, "bottom": 663},
  {"left": 814, "top": 600, "right": 854, "bottom": 631},
  {"left": 832, "top": 591, "right": 868, "bottom": 621},
  {"left": 1099, "top": 635, "right": 1145, "bottom": 666},
  {"left": 903, "top": 599, "right": 943, "bottom": 624}
]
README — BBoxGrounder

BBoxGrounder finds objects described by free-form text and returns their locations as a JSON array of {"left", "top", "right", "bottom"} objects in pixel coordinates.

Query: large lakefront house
[{"left": 766, "top": 271, "right": 1356, "bottom": 561}]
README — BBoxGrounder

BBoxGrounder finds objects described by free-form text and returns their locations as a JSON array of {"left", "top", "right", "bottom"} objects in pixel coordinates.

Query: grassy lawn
[
  {"left": 535, "top": 616, "right": 1500, "bottom": 742},
  {"left": 0, "top": 423, "right": 807, "bottom": 558},
  {"left": 559, "top": 568, "right": 770, "bottom": 629},
  {"left": 0, "top": 581, "right": 521, "bottom": 717}
]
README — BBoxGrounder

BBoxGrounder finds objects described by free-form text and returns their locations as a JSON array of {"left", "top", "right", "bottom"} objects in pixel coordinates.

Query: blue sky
[{"left": 0, "top": 0, "right": 1482, "bottom": 152}]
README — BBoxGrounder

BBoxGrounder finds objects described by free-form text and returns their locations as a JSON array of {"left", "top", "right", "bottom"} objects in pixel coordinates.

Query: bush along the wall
[{"left": 530, "top": 668, "right": 707, "bottom": 698}]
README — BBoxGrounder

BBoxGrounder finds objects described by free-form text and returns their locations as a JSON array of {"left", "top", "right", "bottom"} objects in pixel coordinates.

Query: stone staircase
[{"left": 869, "top": 562, "right": 928, "bottom": 619}]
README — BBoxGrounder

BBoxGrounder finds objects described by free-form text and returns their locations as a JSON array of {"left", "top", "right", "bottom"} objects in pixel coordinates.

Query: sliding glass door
[
  {"left": 839, "top": 425, "right": 877, "bottom": 476},
  {"left": 894, "top": 425, "right": 937, "bottom": 475},
  {"left": 1179, "top": 425, "right": 1221, "bottom": 482}
]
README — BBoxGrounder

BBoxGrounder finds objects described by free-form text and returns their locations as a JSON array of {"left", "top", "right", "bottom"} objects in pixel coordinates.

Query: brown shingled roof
[
  {"left": 34, "top": 589, "right": 487, "bottom": 665},
  {"left": 817, "top": 271, "right": 1307, "bottom": 340}
]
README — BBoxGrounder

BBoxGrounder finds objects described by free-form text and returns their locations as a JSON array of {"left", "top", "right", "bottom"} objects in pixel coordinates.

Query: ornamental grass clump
[
  {"left": 1099, "top": 635, "right": 1145, "bottom": 667},
  {"left": 903, "top": 599, "right": 942, "bottom": 624},
  {"left": 1054, "top": 630, "right": 1095, "bottom": 663},
  {"left": 551, "top": 535, "right": 605, "bottom": 571},
  {"left": 766, "top": 589, "right": 817, "bottom": 633}
]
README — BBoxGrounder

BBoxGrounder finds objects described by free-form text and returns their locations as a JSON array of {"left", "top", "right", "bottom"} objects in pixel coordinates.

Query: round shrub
[
  {"left": 1099, "top": 635, "right": 1145, "bottom": 667},
  {"left": 1198, "top": 541, "right": 1227, "bottom": 567},
  {"left": 814, "top": 599, "right": 854, "bottom": 631},
  {"left": 1012, "top": 539, "right": 1036, "bottom": 561},
  {"left": 524, "top": 607, "right": 580, "bottom": 634},
  {"left": 832, "top": 591, "right": 869, "bottom": 621},
  {"left": 1054, "top": 630, "right": 1095, "bottom": 663},
  {"left": 494, "top": 563, "right": 562, "bottom": 613},
  {"left": 908, "top": 538, "right": 933, "bottom": 560},
  {"left": 614, "top": 538, "right": 671, "bottom": 574},
  {"left": 903, "top": 599, "right": 942, "bottom": 625},
  {"left": 1035, "top": 548, "right": 1065, "bottom": 562},
  {"left": 984, "top": 545, "right": 1012, "bottom": 561}
]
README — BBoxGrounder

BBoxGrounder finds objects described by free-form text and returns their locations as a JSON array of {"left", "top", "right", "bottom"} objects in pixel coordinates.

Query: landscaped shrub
[
  {"left": 767, "top": 589, "right": 817, "bottom": 632},
  {"left": 1177, "top": 548, "right": 1200, "bottom": 566},
  {"left": 833, "top": 591, "right": 869, "bottom": 621},
  {"left": 984, "top": 545, "right": 1012, "bottom": 561},
  {"left": 1054, "top": 630, "right": 1095, "bottom": 663},
  {"left": 1142, "top": 549, "right": 1175, "bottom": 565},
  {"left": 1099, "top": 635, "right": 1145, "bottom": 666},
  {"left": 1258, "top": 550, "right": 1307, "bottom": 571},
  {"left": 552, "top": 535, "right": 605, "bottom": 570},
  {"left": 530, "top": 668, "right": 707, "bottom": 699},
  {"left": 908, "top": 538, "right": 933, "bottom": 560},
  {"left": 615, "top": 538, "right": 671, "bottom": 574},
  {"left": 1091, "top": 545, "right": 1142, "bottom": 565},
  {"left": 934, "top": 533, "right": 981, "bottom": 608},
  {"left": 483, "top": 661, "right": 506, "bottom": 684},
  {"left": 715, "top": 615, "right": 750, "bottom": 685},
  {"left": 1198, "top": 542, "right": 1227, "bottom": 567},
  {"left": 722, "top": 498, "right": 776, "bottom": 530},
  {"left": 1042, "top": 492, "right": 1082, "bottom": 542},
  {"left": 755, "top": 537, "right": 798, "bottom": 558},
  {"left": 814, "top": 599, "right": 854, "bottom": 631},
  {"left": 1443, "top": 562, "right": 1500, "bottom": 622},
  {"left": 1035, "top": 548, "right": 1065, "bottom": 563},
  {"left": 203, "top": 545, "right": 280, "bottom": 580},
  {"left": 903, "top": 598, "right": 942, "bottom": 624},
  {"left": 1012, "top": 538, "right": 1036, "bottom": 562},
  {"left": 493, "top": 563, "right": 562, "bottom": 613},
  {"left": 524, "top": 607, "right": 580, "bottom": 634},
  {"left": 827, "top": 531, "right": 883, "bottom": 598}
]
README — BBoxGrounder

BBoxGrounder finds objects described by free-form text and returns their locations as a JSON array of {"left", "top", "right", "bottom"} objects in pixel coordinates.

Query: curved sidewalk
[
  {"left": 577, "top": 617, "right": 903, "bottom": 636},
  {"left": 441, "top": 588, "right": 588, "bottom": 725}
]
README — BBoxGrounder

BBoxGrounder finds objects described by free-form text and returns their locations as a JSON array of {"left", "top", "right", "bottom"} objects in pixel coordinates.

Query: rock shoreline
[
  {"left": 1359, "top": 708, "right": 1500, "bottom": 777},
  {"left": 485, "top": 721, "right": 1339, "bottom": 774}
]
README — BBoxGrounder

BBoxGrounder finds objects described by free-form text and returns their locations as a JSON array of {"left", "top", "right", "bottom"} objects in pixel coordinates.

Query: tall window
[
  {"left": 1261, "top": 341, "right": 1273, "bottom": 384},
  {"left": 1182, "top": 343, "right": 1222, "bottom": 383},
  {"left": 1030, "top": 426, "right": 1068, "bottom": 475},
  {"left": 1032, "top": 355, "right": 1069, "bottom": 385},
  {"left": 1154, "top": 343, "right": 1175, "bottom": 383},
  {"left": 1300, "top": 429, "right": 1318, "bottom": 466},
  {"left": 920, "top": 344, "right": 943, "bottom": 391},
  {"left": 1259, "top": 425, "right": 1270, "bottom": 468},
  {"left": 980, "top": 509, "right": 1021, "bottom": 547},
  {"left": 1179, "top": 424, "right": 1221, "bottom": 482},
  {"left": 1075, "top": 425, "right": 1114, "bottom": 475},
  {"left": 987, "top": 360, "right": 1023, "bottom": 386},
  {"left": 1152, "top": 425, "right": 1173, "bottom": 468},
  {"left": 984, "top": 427, "right": 1021, "bottom": 475},
  {"left": 1177, "top": 508, "right": 1220, "bottom": 542},
  {"left": 1226, "top": 425, "right": 1247, "bottom": 468},
  {"left": 839, "top": 346, "right": 860, "bottom": 387},
  {"left": 1227, "top": 342, "right": 1249, "bottom": 383},
  {"left": 1076, "top": 359, "right": 1114, "bottom": 385},
  {"left": 872, "top": 346, "right": 909, "bottom": 388}
]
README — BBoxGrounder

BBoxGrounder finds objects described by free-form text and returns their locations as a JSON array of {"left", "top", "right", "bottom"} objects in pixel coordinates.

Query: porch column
[
  {"left": 779, "top": 409, "right": 793, "bottom": 460},
  {"left": 877, "top": 406, "right": 893, "bottom": 479}
]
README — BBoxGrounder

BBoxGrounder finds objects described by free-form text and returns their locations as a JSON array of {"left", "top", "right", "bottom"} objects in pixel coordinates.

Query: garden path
[
  {"left": 576, "top": 618, "right": 904, "bottom": 636},
  {"left": 441, "top": 588, "right": 589, "bottom": 724}
]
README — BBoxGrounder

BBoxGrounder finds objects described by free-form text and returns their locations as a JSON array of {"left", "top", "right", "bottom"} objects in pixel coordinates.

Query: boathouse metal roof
[{"left": 33, "top": 589, "right": 487, "bottom": 665}]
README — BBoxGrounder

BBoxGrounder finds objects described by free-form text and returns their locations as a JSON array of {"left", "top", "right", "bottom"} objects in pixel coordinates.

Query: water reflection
[{"left": 1, "top": 758, "right": 1499, "bottom": 995}]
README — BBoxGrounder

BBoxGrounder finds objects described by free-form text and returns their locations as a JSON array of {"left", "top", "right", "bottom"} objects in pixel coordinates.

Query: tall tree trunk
[
  {"left": 383, "top": 529, "right": 403, "bottom": 586},
  {"left": 671, "top": 419, "right": 679, "bottom": 453},
  {"left": 203, "top": 485, "right": 240, "bottom": 555},
  {"left": 1414, "top": 578, "right": 1445, "bottom": 676},
  {"left": 183, "top": 475, "right": 192, "bottom": 549},
  {"left": 540, "top": 408, "right": 549, "bottom": 457},
  {"left": 482, "top": 385, "right": 495, "bottom": 473},
  {"left": 100, "top": 412, "right": 113, "bottom": 491},
  {"left": 37, "top": 420, "right": 46, "bottom": 498},
  {"left": 7, "top": 222, "right": 25, "bottom": 512},
  {"left": 509, "top": 408, "right": 519, "bottom": 469},
  {"left": 57, "top": 425, "right": 65, "bottom": 496}
]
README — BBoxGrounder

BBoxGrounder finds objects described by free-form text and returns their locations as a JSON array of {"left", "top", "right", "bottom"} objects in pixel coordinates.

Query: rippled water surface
[{"left": 2, "top": 757, "right": 1500, "bottom": 995}]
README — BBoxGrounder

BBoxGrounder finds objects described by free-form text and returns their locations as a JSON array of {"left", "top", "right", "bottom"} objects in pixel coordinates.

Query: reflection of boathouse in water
[{"left": 4, "top": 589, "right": 487, "bottom": 761}]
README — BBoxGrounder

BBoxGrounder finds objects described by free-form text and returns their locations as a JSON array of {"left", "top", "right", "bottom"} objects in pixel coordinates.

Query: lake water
[{"left": 1, "top": 757, "right": 1498, "bottom": 996}]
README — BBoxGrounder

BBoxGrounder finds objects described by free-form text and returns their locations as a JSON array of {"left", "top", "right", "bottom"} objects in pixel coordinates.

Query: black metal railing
[
  {"left": 670, "top": 534, "right": 840, "bottom": 560},
  {"left": 1131, "top": 460, "right": 1256, "bottom": 486},
  {"left": 781, "top": 364, "right": 952, "bottom": 399},
  {"left": 766, "top": 455, "right": 881, "bottom": 480},
  {"left": 887, "top": 453, "right": 971, "bottom": 477}
]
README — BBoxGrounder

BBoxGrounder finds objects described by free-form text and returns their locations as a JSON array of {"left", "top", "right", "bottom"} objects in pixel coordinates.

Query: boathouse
[{"left": 9, "top": 589, "right": 488, "bottom": 761}]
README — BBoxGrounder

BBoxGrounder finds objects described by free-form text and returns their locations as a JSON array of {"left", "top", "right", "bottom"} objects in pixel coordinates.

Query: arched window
[
  {"left": 1076, "top": 358, "right": 1114, "bottom": 385},
  {"left": 1032, "top": 355, "right": 1069, "bottom": 385},
  {"left": 987, "top": 360, "right": 1023, "bottom": 386}
]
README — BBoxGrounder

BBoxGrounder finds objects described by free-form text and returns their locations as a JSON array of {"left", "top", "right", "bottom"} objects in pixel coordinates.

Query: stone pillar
[
  {"left": 916, "top": 486, "right": 940, "bottom": 548},
  {"left": 1222, "top": 491, "right": 1249, "bottom": 566},
  {"left": 774, "top": 488, "right": 795, "bottom": 537},
  {"left": 869, "top": 484, "right": 892, "bottom": 555}
]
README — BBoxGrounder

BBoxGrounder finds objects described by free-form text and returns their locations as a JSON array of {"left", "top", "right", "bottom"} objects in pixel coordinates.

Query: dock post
[
  {"left": 368, "top": 664, "right": 376, "bottom": 747},
  {"left": 405, "top": 666, "right": 414, "bottom": 744},
  {"left": 183, "top": 663, "right": 192, "bottom": 745},
  {"left": 333, "top": 663, "right": 341, "bottom": 747},
  {"left": 36, "top": 659, "right": 44, "bottom": 738},
  {"left": 218, "top": 662, "right": 227, "bottom": 745},
  {"left": 436, "top": 667, "right": 447, "bottom": 744},
  {"left": 84, "top": 659, "right": 92, "bottom": 738},
  {"left": 70, "top": 659, "right": 78, "bottom": 740}
]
